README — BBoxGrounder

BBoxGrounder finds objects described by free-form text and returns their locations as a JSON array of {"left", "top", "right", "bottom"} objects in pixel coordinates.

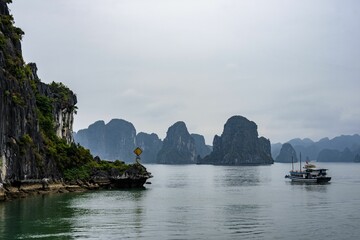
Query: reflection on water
[
  {"left": 1, "top": 163, "right": 360, "bottom": 240},
  {"left": 69, "top": 189, "right": 147, "bottom": 239},
  {"left": 221, "top": 166, "right": 261, "bottom": 187},
  {"left": 0, "top": 193, "right": 75, "bottom": 239},
  {"left": 288, "top": 181, "right": 330, "bottom": 192}
]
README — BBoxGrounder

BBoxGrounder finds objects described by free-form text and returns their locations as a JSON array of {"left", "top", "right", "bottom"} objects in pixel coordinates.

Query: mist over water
[{"left": 1, "top": 163, "right": 360, "bottom": 239}]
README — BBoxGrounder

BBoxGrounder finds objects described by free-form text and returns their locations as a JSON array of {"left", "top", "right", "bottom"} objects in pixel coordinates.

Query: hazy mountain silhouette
[{"left": 272, "top": 134, "right": 360, "bottom": 162}]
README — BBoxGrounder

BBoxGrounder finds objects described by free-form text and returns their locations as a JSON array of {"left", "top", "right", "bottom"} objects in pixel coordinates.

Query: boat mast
[
  {"left": 299, "top": 152, "right": 302, "bottom": 172},
  {"left": 292, "top": 156, "right": 294, "bottom": 171}
]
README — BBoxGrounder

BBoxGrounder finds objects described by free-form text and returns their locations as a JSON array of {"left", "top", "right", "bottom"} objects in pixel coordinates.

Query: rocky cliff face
[
  {"left": 191, "top": 134, "right": 211, "bottom": 158},
  {"left": 104, "top": 119, "right": 136, "bottom": 161},
  {"left": 0, "top": 2, "right": 152, "bottom": 198},
  {"left": 0, "top": 1, "right": 77, "bottom": 183},
  {"left": 136, "top": 132, "right": 162, "bottom": 163},
  {"left": 75, "top": 119, "right": 163, "bottom": 163},
  {"left": 75, "top": 120, "right": 106, "bottom": 157},
  {"left": 75, "top": 119, "right": 213, "bottom": 164},
  {"left": 275, "top": 143, "right": 298, "bottom": 163},
  {"left": 35, "top": 70, "right": 77, "bottom": 144},
  {"left": 200, "top": 116, "right": 273, "bottom": 165},
  {"left": 74, "top": 119, "right": 136, "bottom": 162},
  {"left": 157, "top": 121, "right": 197, "bottom": 164}
]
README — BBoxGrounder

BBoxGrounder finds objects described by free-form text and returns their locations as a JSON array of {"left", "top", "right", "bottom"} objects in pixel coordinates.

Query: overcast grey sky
[{"left": 10, "top": 0, "right": 360, "bottom": 144}]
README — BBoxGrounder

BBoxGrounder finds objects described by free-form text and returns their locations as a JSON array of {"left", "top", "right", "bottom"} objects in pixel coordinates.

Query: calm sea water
[{"left": 1, "top": 163, "right": 360, "bottom": 240}]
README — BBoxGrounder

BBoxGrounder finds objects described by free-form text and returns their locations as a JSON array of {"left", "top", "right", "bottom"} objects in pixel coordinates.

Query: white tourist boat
[{"left": 285, "top": 155, "right": 331, "bottom": 183}]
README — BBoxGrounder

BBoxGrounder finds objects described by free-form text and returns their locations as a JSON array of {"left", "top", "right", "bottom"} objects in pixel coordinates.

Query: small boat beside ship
[{"left": 285, "top": 154, "right": 331, "bottom": 183}]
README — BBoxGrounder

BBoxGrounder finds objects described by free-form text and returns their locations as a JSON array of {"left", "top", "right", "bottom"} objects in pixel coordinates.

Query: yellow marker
[{"left": 133, "top": 147, "right": 143, "bottom": 156}]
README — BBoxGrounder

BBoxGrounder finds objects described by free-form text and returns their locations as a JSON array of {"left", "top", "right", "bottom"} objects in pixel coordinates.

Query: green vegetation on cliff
[
  {"left": 0, "top": 1, "right": 135, "bottom": 183},
  {"left": 34, "top": 79, "right": 132, "bottom": 181}
]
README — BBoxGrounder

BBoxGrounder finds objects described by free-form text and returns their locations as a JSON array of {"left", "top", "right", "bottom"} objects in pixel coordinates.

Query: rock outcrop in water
[
  {"left": 1, "top": 162, "right": 152, "bottom": 200},
  {"left": 75, "top": 119, "right": 162, "bottom": 163},
  {"left": 75, "top": 119, "right": 212, "bottom": 164},
  {"left": 103, "top": 119, "right": 137, "bottom": 161},
  {"left": 275, "top": 143, "right": 298, "bottom": 163},
  {"left": 136, "top": 132, "right": 162, "bottom": 163},
  {"left": 199, "top": 116, "right": 273, "bottom": 165},
  {"left": 74, "top": 121, "right": 107, "bottom": 158},
  {"left": 75, "top": 119, "right": 138, "bottom": 162},
  {"left": 157, "top": 121, "right": 197, "bottom": 164},
  {"left": 191, "top": 134, "right": 212, "bottom": 158}
]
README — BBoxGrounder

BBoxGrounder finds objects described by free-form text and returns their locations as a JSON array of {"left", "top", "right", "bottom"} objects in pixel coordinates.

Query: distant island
[
  {"left": 74, "top": 119, "right": 212, "bottom": 164},
  {"left": 199, "top": 116, "right": 273, "bottom": 165},
  {"left": 275, "top": 143, "right": 298, "bottom": 163},
  {"left": 76, "top": 116, "right": 360, "bottom": 164},
  {"left": 272, "top": 134, "right": 360, "bottom": 162},
  {"left": 75, "top": 115, "right": 274, "bottom": 165}
]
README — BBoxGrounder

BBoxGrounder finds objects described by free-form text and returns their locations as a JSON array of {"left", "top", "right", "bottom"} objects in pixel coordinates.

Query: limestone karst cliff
[
  {"left": 0, "top": 1, "right": 152, "bottom": 197},
  {"left": 75, "top": 119, "right": 212, "bottom": 164},
  {"left": 200, "top": 116, "right": 273, "bottom": 165},
  {"left": 74, "top": 120, "right": 106, "bottom": 157},
  {"left": 191, "top": 134, "right": 212, "bottom": 158},
  {"left": 0, "top": 1, "right": 77, "bottom": 183},
  {"left": 275, "top": 143, "right": 298, "bottom": 163},
  {"left": 157, "top": 121, "right": 197, "bottom": 164},
  {"left": 74, "top": 119, "right": 137, "bottom": 162},
  {"left": 136, "top": 132, "right": 162, "bottom": 163}
]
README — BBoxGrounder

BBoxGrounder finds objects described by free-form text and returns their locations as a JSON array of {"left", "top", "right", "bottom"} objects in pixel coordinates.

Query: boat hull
[{"left": 289, "top": 176, "right": 331, "bottom": 183}]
